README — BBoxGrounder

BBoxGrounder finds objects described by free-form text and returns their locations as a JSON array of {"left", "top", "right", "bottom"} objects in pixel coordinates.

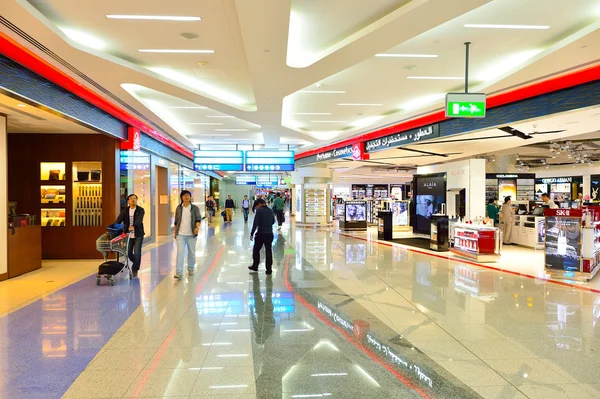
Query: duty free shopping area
[{"left": 2, "top": 0, "right": 600, "bottom": 398}]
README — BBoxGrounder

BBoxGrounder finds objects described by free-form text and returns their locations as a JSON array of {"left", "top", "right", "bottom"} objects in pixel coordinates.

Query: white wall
[
  {"left": 219, "top": 180, "right": 254, "bottom": 207},
  {"left": 417, "top": 159, "right": 486, "bottom": 219},
  {"left": 0, "top": 115, "right": 7, "bottom": 277}
]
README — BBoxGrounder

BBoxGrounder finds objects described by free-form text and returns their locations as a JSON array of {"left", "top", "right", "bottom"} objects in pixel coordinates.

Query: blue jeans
[
  {"left": 176, "top": 235, "right": 197, "bottom": 275},
  {"left": 243, "top": 208, "right": 249, "bottom": 222}
]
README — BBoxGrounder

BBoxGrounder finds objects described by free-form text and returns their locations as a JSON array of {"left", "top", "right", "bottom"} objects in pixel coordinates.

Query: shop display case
[
  {"left": 41, "top": 185, "right": 66, "bottom": 204},
  {"left": 299, "top": 183, "right": 331, "bottom": 225},
  {"left": 340, "top": 200, "right": 367, "bottom": 231},
  {"left": 511, "top": 215, "right": 545, "bottom": 249},
  {"left": 454, "top": 264, "right": 497, "bottom": 299},
  {"left": 73, "top": 162, "right": 103, "bottom": 226},
  {"left": 41, "top": 208, "right": 66, "bottom": 227},
  {"left": 40, "top": 162, "right": 66, "bottom": 182},
  {"left": 450, "top": 223, "right": 501, "bottom": 262},
  {"left": 430, "top": 214, "right": 449, "bottom": 251}
]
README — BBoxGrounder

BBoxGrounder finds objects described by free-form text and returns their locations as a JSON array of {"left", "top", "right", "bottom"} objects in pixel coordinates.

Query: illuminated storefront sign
[
  {"left": 245, "top": 150, "right": 295, "bottom": 171},
  {"left": 365, "top": 124, "right": 440, "bottom": 153},
  {"left": 193, "top": 150, "right": 244, "bottom": 171}
]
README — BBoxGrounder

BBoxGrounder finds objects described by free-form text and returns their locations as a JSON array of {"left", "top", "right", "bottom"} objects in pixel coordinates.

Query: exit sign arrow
[{"left": 445, "top": 93, "right": 486, "bottom": 118}]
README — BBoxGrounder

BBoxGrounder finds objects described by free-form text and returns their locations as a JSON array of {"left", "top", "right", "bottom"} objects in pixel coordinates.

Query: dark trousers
[
  {"left": 275, "top": 210, "right": 284, "bottom": 226},
  {"left": 243, "top": 208, "right": 249, "bottom": 222},
  {"left": 252, "top": 233, "right": 274, "bottom": 271},
  {"left": 128, "top": 236, "right": 144, "bottom": 272}
]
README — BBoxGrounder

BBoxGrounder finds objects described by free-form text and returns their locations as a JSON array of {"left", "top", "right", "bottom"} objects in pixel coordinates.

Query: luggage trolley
[{"left": 96, "top": 224, "right": 132, "bottom": 286}]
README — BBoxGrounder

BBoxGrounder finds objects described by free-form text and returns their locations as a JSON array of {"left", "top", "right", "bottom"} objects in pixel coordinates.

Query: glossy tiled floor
[{"left": 1, "top": 216, "right": 600, "bottom": 398}]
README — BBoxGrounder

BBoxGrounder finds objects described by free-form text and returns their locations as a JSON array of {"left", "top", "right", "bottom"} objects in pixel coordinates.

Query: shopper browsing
[
  {"left": 501, "top": 196, "right": 515, "bottom": 244},
  {"left": 241, "top": 195, "right": 251, "bottom": 223},
  {"left": 225, "top": 195, "right": 235, "bottom": 222},
  {"left": 114, "top": 194, "right": 145, "bottom": 277},
  {"left": 541, "top": 193, "right": 559, "bottom": 209},
  {"left": 173, "top": 190, "right": 202, "bottom": 280},
  {"left": 486, "top": 197, "right": 499, "bottom": 227},
  {"left": 273, "top": 192, "right": 285, "bottom": 229},
  {"left": 248, "top": 198, "right": 275, "bottom": 275}
]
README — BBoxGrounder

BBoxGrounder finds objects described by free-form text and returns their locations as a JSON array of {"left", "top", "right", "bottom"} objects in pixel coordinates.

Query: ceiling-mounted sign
[
  {"left": 352, "top": 142, "right": 369, "bottom": 161},
  {"left": 235, "top": 175, "right": 257, "bottom": 185},
  {"left": 445, "top": 93, "right": 486, "bottom": 118},
  {"left": 193, "top": 150, "right": 244, "bottom": 172},
  {"left": 245, "top": 150, "right": 295, "bottom": 171},
  {"left": 365, "top": 124, "right": 440, "bottom": 153},
  {"left": 295, "top": 145, "right": 354, "bottom": 167}
]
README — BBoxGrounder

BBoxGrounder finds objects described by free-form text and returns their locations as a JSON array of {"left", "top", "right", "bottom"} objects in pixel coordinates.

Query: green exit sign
[{"left": 445, "top": 93, "right": 486, "bottom": 118}]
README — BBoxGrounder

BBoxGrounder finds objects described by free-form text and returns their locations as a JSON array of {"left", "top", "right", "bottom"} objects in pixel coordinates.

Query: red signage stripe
[{"left": 296, "top": 64, "right": 600, "bottom": 160}]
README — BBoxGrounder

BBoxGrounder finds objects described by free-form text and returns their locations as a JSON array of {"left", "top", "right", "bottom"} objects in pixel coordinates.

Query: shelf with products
[
  {"left": 41, "top": 208, "right": 66, "bottom": 227},
  {"left": 40, "top": 162, "right": 67, "bottom": 182},
  {"left": 73, "top": 162, "right": 103, "bottom": 227},
  {"left": 451, "top": 224, "right": 501, "bottom": 262},
  {"left": 41, "top": 185, "right": 66, "bottom": 204}
]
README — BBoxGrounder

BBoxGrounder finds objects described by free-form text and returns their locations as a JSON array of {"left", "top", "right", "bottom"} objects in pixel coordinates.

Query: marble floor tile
[
  {"left": 191, "top": 366, "right": 256, "bottom": 396},
  {"left": 437, "top": 360, "right": 510, "bottom": 387},
  {"left": 483, "top": 359, "right": 574, "bottom": 386},
  {"left": 518, "top": 383, "right": 596, "bottom": 399},
  {"left": 123, "top": 368, "right": 200, "bottom": 397},
  {"left": 62, "top": 369, "right": 141, "bottom": 399},
  {"left": 472, "top": 385, "right": 528, "bottom": 399}
]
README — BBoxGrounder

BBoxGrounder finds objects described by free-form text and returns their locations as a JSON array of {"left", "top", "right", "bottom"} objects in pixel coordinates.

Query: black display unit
[
  {"left": 412, "top": 173, "right": 447, "bottom": 235},
  {"left": 340, "top": 200, "right": 368, "bottom": 230},
  {"left": 430, "top": 214, "right": 449, "bottom": 251},
  {"left": 378, "top": 211, "right": 392, "bottom": 240}
]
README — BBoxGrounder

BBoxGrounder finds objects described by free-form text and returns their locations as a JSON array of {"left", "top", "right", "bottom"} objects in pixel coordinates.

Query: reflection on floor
[{"left": 1, "top": 216, "right": 600, "bottom": 398}]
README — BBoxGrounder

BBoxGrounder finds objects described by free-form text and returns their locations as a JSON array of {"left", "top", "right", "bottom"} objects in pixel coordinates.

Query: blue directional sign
[
  {"left": 245, "top": 150, "right": 295, "bottom": 172},
  {"left": 235, "top": 175, "right": 257, "bottom": 185},
  {"left": 193, "top": 150, "right": 244, "bottom": 172}
]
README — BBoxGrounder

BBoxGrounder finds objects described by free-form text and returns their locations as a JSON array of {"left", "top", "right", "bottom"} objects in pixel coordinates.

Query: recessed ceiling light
[
  {"left": 139, "top": 49, "right": 214, "bottom": 53},
  {"left": 375, "top": 53, "right": 438, "bottom": 58},
  {"left": 464, "top": 24, "right": 550, "bottom": 30},
  {"left": 299, "top": 90, "right": 347, "bottom": 94},
  {"left": 407, "top": 76, "right": 463, "bottom": 80},
  {"left": 17, "top": 103, "right": 26, "bottom": 107},
  {"left": 60, "top": 27, "right": 107, "bottom": 50},
  {"left": 187, "top": 122, "right": 223, "bottom": 125},
  {"left": 206, "top": 115, "right": 235, "bottom": 118},
  {"left": 196, "top": 134, "right": 232, "bottom": 137},
  {"left": 106, "top": 15, "right": 201, "bottom": 21},
  {"left": 337, "top": 103, "right": 383, "bottom": 106},
  {"left": 215, "top": 129, "right": 248, "bottom": 132},
  {"left": 167, "top": 106, "right": 207, "bottom": 109},
  {"left": 180, "top": 32, "right": 199, "bottom": 40},
  {"left": 310, "top": 121, "right": 346, "bottom": 123},
  {"left": 293, "top": 113, "right": 332, "bottom": 115}
]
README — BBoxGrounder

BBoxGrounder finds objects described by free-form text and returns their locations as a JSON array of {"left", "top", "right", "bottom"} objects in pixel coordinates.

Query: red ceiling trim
[
  {"left": 296, "top": 64, "right": 600, "bottom": 160},
  {"left": 0, "top": 32, "right": 194, "bottom": 159}
]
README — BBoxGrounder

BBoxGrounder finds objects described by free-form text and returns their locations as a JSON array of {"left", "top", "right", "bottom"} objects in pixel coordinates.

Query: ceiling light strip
[
  {"left": 464, "top": 24, "right": 550, "bottom": 30},
  {"left": 375, "top": 53, "right": 438, "bottom": 58},
  {"left": 139, "top": 49, "right": 214, "bottom": 53},
  {"left": 106, "top": 15, "right": 202, "bottom": 21}
]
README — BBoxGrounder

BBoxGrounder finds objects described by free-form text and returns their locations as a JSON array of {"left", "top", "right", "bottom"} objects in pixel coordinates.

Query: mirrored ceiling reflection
[{"left": 249, "top": 236, "right": 482, "bottom": 398}]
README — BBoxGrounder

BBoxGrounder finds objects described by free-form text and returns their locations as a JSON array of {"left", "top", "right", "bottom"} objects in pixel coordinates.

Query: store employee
[{"left": 541, "top": 193, "right": 559, "bottom": 209}]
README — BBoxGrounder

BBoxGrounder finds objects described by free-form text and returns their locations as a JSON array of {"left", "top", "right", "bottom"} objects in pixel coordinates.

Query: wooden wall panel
[{"left": 7, "top": 134, "right": 119, "bottom": 259}]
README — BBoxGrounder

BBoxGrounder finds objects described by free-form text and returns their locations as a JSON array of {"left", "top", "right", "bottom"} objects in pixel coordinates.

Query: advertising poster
[
  {"left": 391, "top": 201, "right": 409, "bottom": 226},
  {"left": 390, "top": 184, "right": 403, "bottom": 199},
  {"left": 498, "top": 179, "right": 517, "bottom": 201},
  {"left": 345, "top": 201, "right": 367, "bottom": 222},
  {"left": 336, "top": 203, "right": 345, "bottom": 220},
  {"left": 414, "top": 174, "right": 446, "bottom": 234},
  {"left": 535, "top": 183, "right": 548, "bottom": 201},
  {"left": 545, "top": 216, "right": 581, "bottom": 272}
]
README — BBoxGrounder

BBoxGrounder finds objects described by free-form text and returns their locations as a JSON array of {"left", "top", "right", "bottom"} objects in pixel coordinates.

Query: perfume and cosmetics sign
[{"left": 365, "top": 124, "right": 440, "bottom": 153}]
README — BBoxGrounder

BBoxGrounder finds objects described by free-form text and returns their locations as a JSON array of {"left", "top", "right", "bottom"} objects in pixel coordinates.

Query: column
[{"left": 0, "top": 115, "right": 7, "bottom": 280}]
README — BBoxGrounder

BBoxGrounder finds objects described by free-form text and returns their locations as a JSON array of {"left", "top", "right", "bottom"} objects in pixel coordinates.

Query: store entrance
[{"left": 156, "top": 165, "right": 170, "bottom": 236}]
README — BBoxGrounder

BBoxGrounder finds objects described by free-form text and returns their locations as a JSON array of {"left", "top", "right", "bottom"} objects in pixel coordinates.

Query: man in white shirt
[
  {"left": 242, "top": 195, "right": 251, "bottom": 223},
  {"left": 174, "top": 190, "right": 202, "bottom": 280},
  {"left": 541, "top": 193, "right": 559, "bottom": 209}
]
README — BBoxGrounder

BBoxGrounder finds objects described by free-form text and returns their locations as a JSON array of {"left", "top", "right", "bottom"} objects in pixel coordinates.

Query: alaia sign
[{"left": 365, "top": 124, "right": 440, "bottom": 153}]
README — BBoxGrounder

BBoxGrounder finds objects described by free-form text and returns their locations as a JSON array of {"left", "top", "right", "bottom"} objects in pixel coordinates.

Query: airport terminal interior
[{"left": 1, "top": 1, "right": 600, "bottom": 398}]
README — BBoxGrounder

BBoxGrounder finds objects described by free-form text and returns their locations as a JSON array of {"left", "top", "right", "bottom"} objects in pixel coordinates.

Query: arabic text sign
[
  {"left": 365, "top": 124, "right": 440, "bottom": 153},
  {"left": 445, "top": 93, "right": 486, "bottom": 118}
]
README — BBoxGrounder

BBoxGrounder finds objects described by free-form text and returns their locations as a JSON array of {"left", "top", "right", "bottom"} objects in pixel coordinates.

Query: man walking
[
  {"left": 249, "top": 198, "right": 275, "bottom": 275},
  {"left": 273, "top": 192, "right": 285, "bottom": 230},
  {"left": 225, "top": 195, "right": 235, "bottom": 222},
  {"left": 252, "top": 195, "right": 262, "bottom": 213},
  {"left": 241, "top": 195, "right": 251, "bottom": 223},
  {"left": 173, "top": 190, "right": 202, "bottom": 279},
  {"left": 206, "top": 196, "right": 216, "bottom": 225},
  {"left": 115, "top": 194, "right": 145, "bottom": 277}
]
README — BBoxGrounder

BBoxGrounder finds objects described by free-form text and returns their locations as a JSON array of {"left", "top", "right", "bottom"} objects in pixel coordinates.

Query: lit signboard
[
  {"left": 120, "top": 150, "right": 150, "bottom": 170},
  {"left": 245, "top": 150, "right": 295, "bottom": 172},
  {"left": 235, "top": 175, "right": 257, "bottom": 185},
  {"left": 256, "top": 175, "right": 279, "bottom": 185},
  {"left": 193, "top": 150, "right": 244, "bottom": 172}
]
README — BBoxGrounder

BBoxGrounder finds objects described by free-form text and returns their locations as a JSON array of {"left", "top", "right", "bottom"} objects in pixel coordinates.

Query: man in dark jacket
[
  {"left": 249, "top": 198, "right": 275, "bottom": 275},
  {"left": 225, "top": 195, "right": 235, "bottom": 222},
  {"left": 173, "top": 190, "right": 202, "bottom": 279},
  {"left": 115, "top": 194, "right": 145, "bottom": 277}
]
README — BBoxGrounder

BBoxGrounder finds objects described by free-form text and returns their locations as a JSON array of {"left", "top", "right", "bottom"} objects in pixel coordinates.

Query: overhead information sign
[
  {"left": 235, "top": 175, "right": 257, "bottom": 185},
  {"left": 245, "top": 150, "right": 295, "bottom": 172},
  {"left": 193, "top": 150, "right": 244, "bottom": 172},
  {"left": 445, "top": 93, "right": 486, "bottom": 118}
]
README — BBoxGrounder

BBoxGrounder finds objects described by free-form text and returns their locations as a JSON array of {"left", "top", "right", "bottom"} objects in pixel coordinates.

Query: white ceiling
[
  {"left": 1, "top": 0, "right": 598, "bottom": 154},
  {"left": 0, "top": 92, "right": 98, "bottom": 134}
]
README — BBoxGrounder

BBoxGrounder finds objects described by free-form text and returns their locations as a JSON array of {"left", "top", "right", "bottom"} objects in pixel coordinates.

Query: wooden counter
[{"left": 8, "top": 225, "right": 42, "bottom": 278}]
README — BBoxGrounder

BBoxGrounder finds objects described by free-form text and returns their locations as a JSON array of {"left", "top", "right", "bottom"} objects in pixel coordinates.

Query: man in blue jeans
[
  {"left": 173, "top": 190, "right": 202, "bottom": 280},
  {"left": 241, "top": 195, "right": 250, "bottom": 223}
]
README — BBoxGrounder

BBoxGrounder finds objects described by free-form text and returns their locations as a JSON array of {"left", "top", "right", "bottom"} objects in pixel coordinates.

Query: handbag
[
  {"left": 77, "top": 171, "right": 90, "bottom": 181},
  {"left": 49, "top": 170, "right": 60, "bottom": 180},
  {"left": 90, "top": 170, "right": 101, "bottom": 181},
  {"left": 221, "top": 210, "right": 226, "bottom": 217}
]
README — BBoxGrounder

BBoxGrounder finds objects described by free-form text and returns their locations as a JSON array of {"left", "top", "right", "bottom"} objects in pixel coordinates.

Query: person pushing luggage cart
[{"left": 114, "top": 194, "right": 145, "bottom": 277}]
